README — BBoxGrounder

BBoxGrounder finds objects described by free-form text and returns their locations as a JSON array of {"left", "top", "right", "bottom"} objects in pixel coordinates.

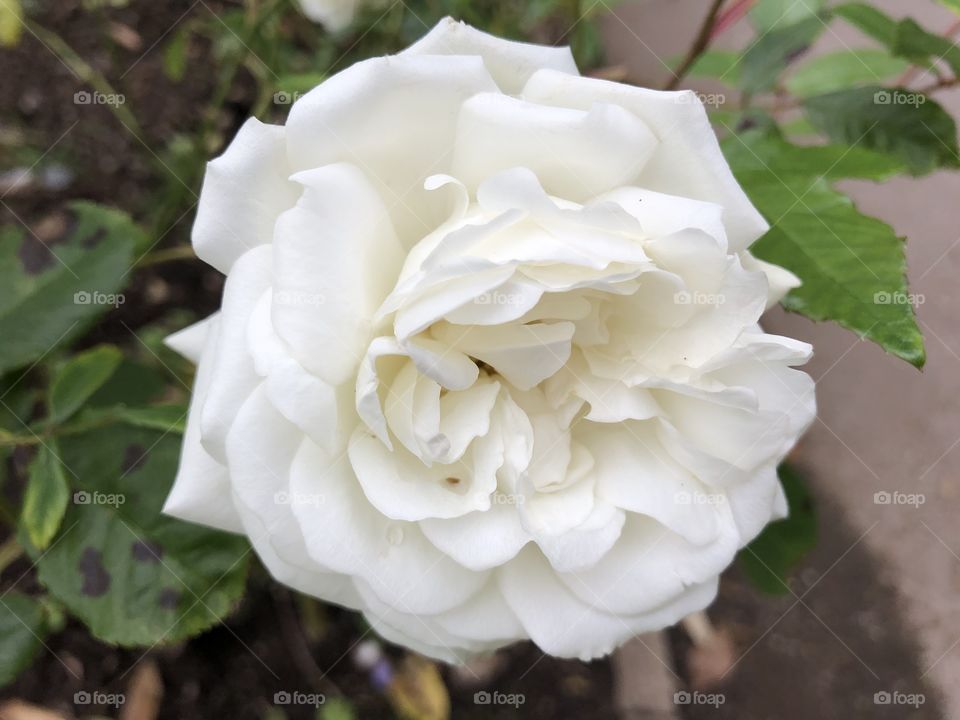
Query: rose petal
[
  {"left": 163, "top": 316, "right": 244, "bottom": 534},
  {"left": 273, "top": 163, "right": 404, "bottom": 386},
  {"left": 198, "top": 245, "right": 273, "bottom": 462},
  {"left": 402, "top": 17, "right": 578, "bottom": 94},
  {"left": 452, "top": 93, "right": 657, "bottom": 200},
  {"left": 286, "top": 53, "right": 498, "bottom": 243},
  {"left": 523, "top": 70, "right": 769, "bottom": 251},
  {"left": 193, "top": 119, "right": 299, "bottom": 274},
  {"left": 291, "top": 440, "right": 489, "bottom": 614}
]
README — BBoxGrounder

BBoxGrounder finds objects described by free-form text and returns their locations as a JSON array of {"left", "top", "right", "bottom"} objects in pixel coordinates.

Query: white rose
[
  {"left": 296, "top": 0, "right": 365, "bottom": 32},
  {"left": 164, "top": 19, "right": 815, "bottom": 662}
]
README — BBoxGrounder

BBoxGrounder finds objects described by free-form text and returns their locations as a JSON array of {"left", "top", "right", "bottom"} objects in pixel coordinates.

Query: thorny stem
[{"left": 665, "top": 0, "right": 727, "bottom": 90}]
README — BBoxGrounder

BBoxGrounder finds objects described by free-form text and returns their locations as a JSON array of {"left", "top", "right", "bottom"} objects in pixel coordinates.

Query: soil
[{"left": 671, "top": 462, "right": 945, "bottom": 720}]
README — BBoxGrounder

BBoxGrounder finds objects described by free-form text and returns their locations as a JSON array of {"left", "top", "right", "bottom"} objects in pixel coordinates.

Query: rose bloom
[
  {"left": 296, "top": 0, "right": 365, "bottom": 32},
  {"left": 165, "top": 19, "right": 815, "bottom": 661}
]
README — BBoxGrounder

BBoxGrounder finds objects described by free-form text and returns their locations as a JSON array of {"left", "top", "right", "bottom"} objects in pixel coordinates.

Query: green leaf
[
  {"left": 750, "top": 0, "right": 825, "bottom": 31},
  {"left": 115, "top": 404, "right": 187, "bottom": 434},
  {"left": 724, "top": 132, "right": 925, "bottom": 367},
  {"left": 803, "top": 86, "right": 960, "bottom": 175},
  {"left": 738, "top": 465, "right": 817, "bottom": 594},
  {"left": 833, "top": 2, "right": 898, "bottom": 46},
  {"left": 21, "top": 442, "right": 71, "bottom": 550},
  {"left": 892, "top": 17, "right": 960, "bottom": 76},
  {"left": 785, "top": 49, "right": 908, "bottom": 97},
  {"left": 318, "top": 698, "right": 357, "bottom": 720},
  {"left": 721, "top": 131, "right": 905, "bottom": 181},
  {"left": 938, "top": 0, "right": 960, "bottom": 14},
  {"left": 0, "top": 592, "right": 48, "bottom": 687},
  {"left": 162, "top": 27, "right": 189, "bottom": 82},
  {"left": 739, "top": 14, "right": 828, "bottom": 92},
  {"left": 48, "top": 345, "right": 123, "bottom": 424},
  {"left": 275, "top": 72, "right": 326, "bottom": 95},
  {"left": 86, "top": 359, "right": 167, "bottom": 409},
  {"left": 834, "top": 6, "right": 960, "bottom": 75},
  {"left": 33, "top": 424, "right": 249, "bottom": 646},
  {"left": 0, "top": 0, "right": 22, "bottom": 47},
  {"left": 0, "top": 202, "right": 140, "bottom": 376},
  {"left": 686, "top": 50, "right": 742, "bottom": 85}
]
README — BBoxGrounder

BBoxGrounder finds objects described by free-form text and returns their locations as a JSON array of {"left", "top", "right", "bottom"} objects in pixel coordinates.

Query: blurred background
[{"left": 0, "top": 0, "right": 957, "bottom": 718}]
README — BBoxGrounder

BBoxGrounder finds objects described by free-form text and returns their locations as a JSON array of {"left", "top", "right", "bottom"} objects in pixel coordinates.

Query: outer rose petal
[
  {"left": 198, "top": 245, "right": 273, "bottom": 462},
  {"left": 192, "top": 119, "right": 299, "bottom": 274},
  {"left": 451, "top": 92, "right": 657, "bottom": 200},
  {"left": 163, "top": 315, "right": 244, "bottom": 534},
  {"left": 226, "top": 385, "right": 362, "bottom": 606},
  {"left": 290, "top": 440, "right": 490, "bottom": 614},
  {"left": 500, "top": 545, "right": 719, "bottom": 660},
  {"left": 401, "top": 17, "right": 579, "bottom": 93},
  {"left": 272, "top": 163, "right": 404, "bottom": 387},
  {"left": 522, "top": 70, "right": 769, "bottom": 251},
  {"left": 285, "top": 54, "right": 498, "bottom": 244}
]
